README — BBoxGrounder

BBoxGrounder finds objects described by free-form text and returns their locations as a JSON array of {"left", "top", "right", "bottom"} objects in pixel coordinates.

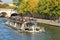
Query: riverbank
[{"left": 36, "top": 18, "right": 60, "bottom": 27}]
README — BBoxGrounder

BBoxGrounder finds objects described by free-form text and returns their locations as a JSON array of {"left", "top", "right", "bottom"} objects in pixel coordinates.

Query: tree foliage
[
  {"left": 13, "top": 0, "right": 60, "bottom": 20},
  {"left": 18, "top": 0, "right": 39, "bottom": 14}
]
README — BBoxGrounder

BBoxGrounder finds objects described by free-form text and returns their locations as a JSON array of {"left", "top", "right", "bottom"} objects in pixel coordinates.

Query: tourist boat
[{"left": 5, "top": 18, "right": 45, "bottom": 32}]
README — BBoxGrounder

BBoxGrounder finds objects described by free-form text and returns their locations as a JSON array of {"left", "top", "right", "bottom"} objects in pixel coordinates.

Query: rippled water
[{"left": 0, "top": 18, "right": 60, "bottom": 40}]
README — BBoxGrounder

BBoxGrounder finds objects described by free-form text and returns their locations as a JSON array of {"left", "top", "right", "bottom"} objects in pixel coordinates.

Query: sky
[{"left": 2, "top": 0, "right": 13, "bottom": 3}]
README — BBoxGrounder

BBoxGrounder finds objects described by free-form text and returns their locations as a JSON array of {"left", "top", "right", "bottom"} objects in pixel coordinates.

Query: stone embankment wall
[{"left": 36, "top": 18, "right": 60, "bottom": 26}]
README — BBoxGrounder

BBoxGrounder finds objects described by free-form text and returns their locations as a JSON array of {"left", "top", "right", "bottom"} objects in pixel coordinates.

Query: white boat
[{"left": 6, "top": 19, "right": 45, "bottom": 33}]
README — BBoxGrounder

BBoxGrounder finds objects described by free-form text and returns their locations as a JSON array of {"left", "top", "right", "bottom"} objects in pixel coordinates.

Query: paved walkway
[{"left": 36, "top": 18, "right": 60, "bottom": 26}]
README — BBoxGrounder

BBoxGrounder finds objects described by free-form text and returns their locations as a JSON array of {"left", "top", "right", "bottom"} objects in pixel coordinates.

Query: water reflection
[{"left": 18, "top": 32, "right": 51, "bottom": 40}]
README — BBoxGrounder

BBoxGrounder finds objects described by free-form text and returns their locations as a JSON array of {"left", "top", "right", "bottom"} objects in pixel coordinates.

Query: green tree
[
  {"left": 18, "top": 0, "right": 39, "bottom": 14},
  {"left": 13, "top": 0, "right": 60, "bottom": 20}
]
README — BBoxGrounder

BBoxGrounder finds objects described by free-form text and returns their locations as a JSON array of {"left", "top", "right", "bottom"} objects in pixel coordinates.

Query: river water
[{"left": 0, "top": 18, "right": 60, "bottom": 40}]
